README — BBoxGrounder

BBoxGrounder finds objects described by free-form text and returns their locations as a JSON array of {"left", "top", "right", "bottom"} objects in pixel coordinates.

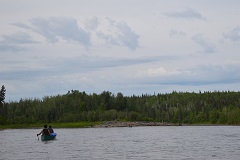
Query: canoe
[{"left": 41, "top": 133, "right": 57, "bottom": 141}]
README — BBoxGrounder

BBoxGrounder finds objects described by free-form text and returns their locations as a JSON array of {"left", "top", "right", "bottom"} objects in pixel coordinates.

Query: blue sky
[{"left": 1, "top": 0, "right": 240, "bottom": 101}]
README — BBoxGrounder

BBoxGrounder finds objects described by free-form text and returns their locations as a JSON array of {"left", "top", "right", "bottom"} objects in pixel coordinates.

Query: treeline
[{"left": 1, "top": 90, "right": 240, "bottom": 125}]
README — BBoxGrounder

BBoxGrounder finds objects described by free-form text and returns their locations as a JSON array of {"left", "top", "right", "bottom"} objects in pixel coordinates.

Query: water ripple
[{"left": 1, "top": 126, "right": 240, "bottom": 159}]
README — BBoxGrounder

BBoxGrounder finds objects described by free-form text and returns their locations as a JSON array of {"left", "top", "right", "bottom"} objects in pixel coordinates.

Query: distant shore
[
  {"left": 0, "top": 121, "right": 233, "bottom": 129},
  {"left": 94, "top": 121, "right": 233, "bottom": 128},
  {"left": 94, "top": 121, "right": 220, "bottom": 128},
  {"left": 94, "top": 121, "right": 181, "bottom": 128}
]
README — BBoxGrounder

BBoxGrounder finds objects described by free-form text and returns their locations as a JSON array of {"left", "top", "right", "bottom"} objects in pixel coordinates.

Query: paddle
[{"left": 37, "top": 134, "right": 39, "bottom": 140}]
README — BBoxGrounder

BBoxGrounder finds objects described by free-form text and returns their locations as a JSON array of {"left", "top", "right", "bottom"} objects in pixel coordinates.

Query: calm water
[{"left": 1, "top": 126, "right": 240, "bottom": 160}]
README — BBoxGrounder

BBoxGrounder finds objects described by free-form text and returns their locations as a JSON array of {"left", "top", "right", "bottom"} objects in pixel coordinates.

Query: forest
[{"left": 1, "top": 89, "right": 240, "bottom": 125}]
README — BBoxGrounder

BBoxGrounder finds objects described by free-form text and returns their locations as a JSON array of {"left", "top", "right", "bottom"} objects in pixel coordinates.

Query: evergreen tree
[
  {"left": 0, "top": 85, "right": 6, "bottom": 105},
  {"left": 0, "top": 85, "right": 6, "bottom": 124}
]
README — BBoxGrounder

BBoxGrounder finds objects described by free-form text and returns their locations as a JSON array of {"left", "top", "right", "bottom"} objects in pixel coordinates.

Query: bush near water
[{"left": 1, "top": 90, "right": 240, "bottom": 127}]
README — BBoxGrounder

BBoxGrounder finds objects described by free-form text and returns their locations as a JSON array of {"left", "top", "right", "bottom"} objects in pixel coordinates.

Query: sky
[{"left": 1, "top": 0, "right": 240, "bottom": 102}]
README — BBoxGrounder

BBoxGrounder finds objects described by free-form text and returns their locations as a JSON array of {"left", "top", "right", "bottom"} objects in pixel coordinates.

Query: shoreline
[
  {"left": 0, "top": 121, "right": 235, "bottom": 130},
  {"left": 94, "top": 121, "right": 181, "bottom": 128},
  {"left": 94, "top": 121, "right": 230, "bottom": 128}
]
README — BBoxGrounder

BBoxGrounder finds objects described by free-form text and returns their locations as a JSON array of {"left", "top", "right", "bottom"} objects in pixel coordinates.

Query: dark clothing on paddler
[
  {"left": 48, "top": 126, "right": 54, "bottom": 133},
  {"left": 37, "top": 125, "right": 50, "bottom": 136},
  {"left": 43, "top": 128, "right": 50, "bottom": 135}
]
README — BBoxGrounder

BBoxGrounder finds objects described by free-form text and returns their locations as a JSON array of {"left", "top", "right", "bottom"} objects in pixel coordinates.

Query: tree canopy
[{"left": 1, "top": 90, "right": 240, "bottom": 125}]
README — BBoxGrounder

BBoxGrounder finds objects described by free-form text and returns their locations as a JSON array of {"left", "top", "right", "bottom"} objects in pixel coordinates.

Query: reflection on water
[{"left": 1, "top": 126, "right": 240, "bottom": 159}]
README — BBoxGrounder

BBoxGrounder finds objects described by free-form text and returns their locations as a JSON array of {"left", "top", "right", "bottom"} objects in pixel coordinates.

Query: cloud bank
[
  {"left": 223, "top": 26, "right": 240, "bottom": 42},
  {"left": 10, "top": 16, "right": 139, "bottom": 50},
  {"left": 1, "top": 1, "right": 240, "bottom": 101},
  {"left": 163, "top": 8, "right": 205, "bottom": 20},
  {"left": 192, "top": 34, "right": 215, "bottom": 53}
]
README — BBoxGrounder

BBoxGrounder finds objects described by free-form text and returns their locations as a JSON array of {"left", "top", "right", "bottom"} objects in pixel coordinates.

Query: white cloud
[
  {"left": 84, "top": 16, "right": 99, "bottom": 31},
  {"left": 223, "top": 26, "right": 240, "bottom": 42},
  {"left": 169, "top": 29, "right": 186, "bottom": 37},
  {"left": 0, "top": 32, "right": 37, "bottom": 52},
  {"left": 148, "top": 67, "right": 167, "bottom": 76},
  {"left": 11, "top": 16, "right": 139, "bottom": 50},
  {"left": 0, "top": 44, "right": 24, "bottom": 52},
  {"left": 133, "top": 64, "right": 240, "bottom": 87},
  {"left": 13, "top": 17, "right": 91, "bottom": 47},
  {"left": 1, "top": 32, "right": 37, "bottom": 44},
  {"left": 96, "top": 18, "right": 139, "bottom": 50},
  {"left": 134, "top": 67, "right": 181, "bottom": 78},
  {"left": 31, "top": 17, "right": 91, "bottom": 45},
  {"left": 116, "top": 21, "right": 140, "bottom": 50},
  {"left": 191, "top": 34, "right": 215, "bottom": 53},
  {"left": 163, "top": 8, "right": 205, "bottom": 20}
]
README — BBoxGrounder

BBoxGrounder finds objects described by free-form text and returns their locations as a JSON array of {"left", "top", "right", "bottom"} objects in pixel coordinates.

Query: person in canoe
[
  {"left": 37, "top": 124, "right": 50, "bottom": 136},
  {"left": 48, "top": 125, "right": 54, "bottom": 133}
]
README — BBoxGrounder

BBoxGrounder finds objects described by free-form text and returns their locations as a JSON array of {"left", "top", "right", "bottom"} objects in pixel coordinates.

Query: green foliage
[
  {"left": 0, "top": 115, "right": 6, "bottom": 125},
  {"left": 2, "top": 90, "right": 240, "bottom": 125}
]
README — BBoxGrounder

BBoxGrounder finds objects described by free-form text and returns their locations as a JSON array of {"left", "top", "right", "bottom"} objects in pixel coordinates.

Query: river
[{"left": 1, "top": 126, "right": 240, "bottom": 160}]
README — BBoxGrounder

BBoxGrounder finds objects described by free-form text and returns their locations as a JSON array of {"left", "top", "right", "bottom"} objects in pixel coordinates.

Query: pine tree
[{"left": 0, "top": 85, "right": 6, "bottom": 105}]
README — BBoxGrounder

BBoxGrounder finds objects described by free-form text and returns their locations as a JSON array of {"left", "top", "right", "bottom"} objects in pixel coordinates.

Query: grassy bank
[{"left": 0, "top": 121, "right": 101, "bottom": 129}]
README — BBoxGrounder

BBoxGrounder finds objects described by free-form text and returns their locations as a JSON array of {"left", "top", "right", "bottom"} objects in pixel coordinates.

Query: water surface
[{"left": 1, "top": 126, "right": 240, "bottom": 159}]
